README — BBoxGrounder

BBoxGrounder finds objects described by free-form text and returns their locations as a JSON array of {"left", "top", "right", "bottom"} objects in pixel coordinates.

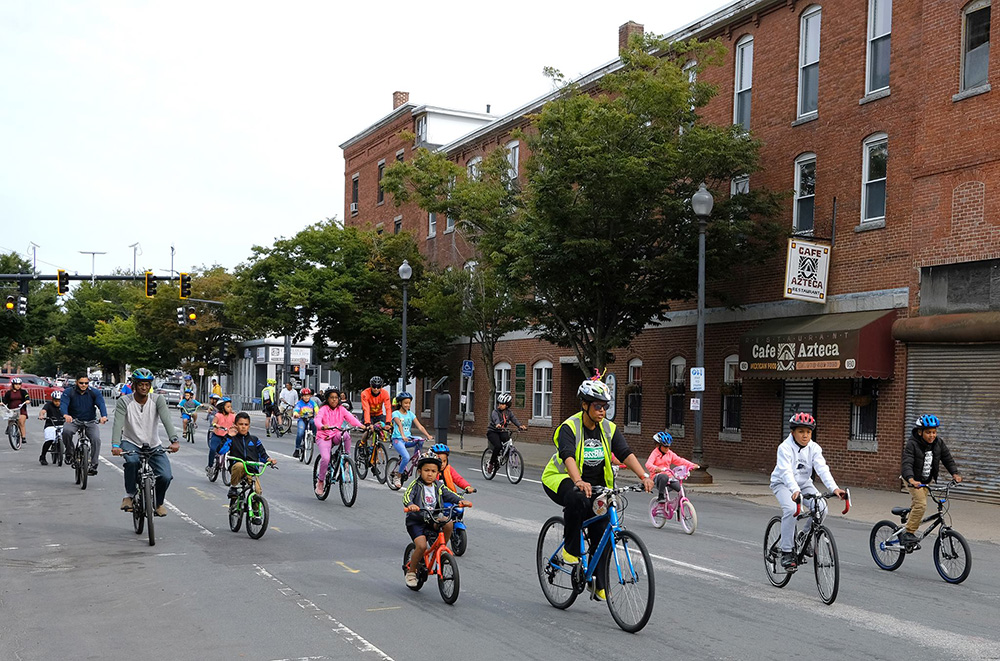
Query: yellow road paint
[
  {"left": 187, "top": 486, "right": 215, "bottom": 500},
  {"left": 366, "top": 606, "right": 402, "bottom": 612},
  {"left": 336, "top": 561, "right": 360, "bottom": 574}
]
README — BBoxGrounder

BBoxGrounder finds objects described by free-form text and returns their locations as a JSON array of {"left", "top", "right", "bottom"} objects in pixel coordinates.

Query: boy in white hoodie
[{"left": 769, "top": 412, "right": 846, "bottom": 569}]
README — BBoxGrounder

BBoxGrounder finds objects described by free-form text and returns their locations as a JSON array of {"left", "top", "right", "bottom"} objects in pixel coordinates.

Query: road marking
[
  {"left": 365, "top": 607, "right": 401, "bottom": 612},
  {"left": 187, "top": 486, "right": 216, "bottom": 500},
  {"left": 155, "top": 553, "right": 187, "bottom": 557},
  {"left": 648, "top": 552, "right": 738, "bottom": 580},
  {"left": 336, "top": 561, "right": 360, "bottom": 574},
  {"left": 44, "top": 543, "right": 61, "bottom": 547},
  {"left": 1, "top": 547, "right": 18, "bottom": 551},
  {"left": 254, "top": 564, "right": 394, "bottom": 661}
]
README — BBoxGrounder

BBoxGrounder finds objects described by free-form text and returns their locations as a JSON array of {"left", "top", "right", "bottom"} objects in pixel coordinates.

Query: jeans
[
  {"left": 316, "top": 430, "right": 351, "bottom": 483},
  {"left": 771, "top": 482, "right": 825, "bottom": 552},
  {"left": 207, "top": 434, "right": 225, "bottom": 469},
  {"left": 543, "top": 478, "right": 609, "bottom": 590},
  {"left": 391, "top": 436, "right": 424, "bottom": 474},
  {"left": 121, "top": 440, "right": 173, "bottom": 506},
  {"left": 296, "top": 418, "right": 316, "bottom": 450},
  {"left": 62, "top": 419, "right": 102, "bottom": 468},
  {"left": 487, "top": 429, "right": 509, "bottom": 466}
]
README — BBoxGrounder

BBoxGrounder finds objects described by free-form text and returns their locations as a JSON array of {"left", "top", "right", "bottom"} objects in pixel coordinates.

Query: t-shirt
[
  {"left": 179, "top": 398, "right": 202, "bottom": 414},
  {"left": 554, "top": 420, "right": 633, "bottom": 487},
  {"left": 295, "top": 399, "right": 319, "bottom": 418},
  {"left": 422, "top": 484, "right": 436, "bottom": 509},
  {"left": 3, "top": 388, "right": 30, "bottom": 411},
  {"left": 279, "top": 388, "right": 298, "bottom": 408},
  {"left": 41, "top": 401, "right": 65, "bottom": 427},
  {"left": 391, "top": 409, "right": 417, "bottom": 439}
]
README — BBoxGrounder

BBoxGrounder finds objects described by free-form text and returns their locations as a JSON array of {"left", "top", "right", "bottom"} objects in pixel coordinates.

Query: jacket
[
  {"left": 901, "top": 431, "right": 958, "bottom": 484},
  {"left": 218, "top": 433, "right": 270, "bottom": 464},
  {"left": 769, "top": 435, "right": 838, "bottom": 493},
  {"left": 440, "top": 464, "right": 470, "bottom": 492},
  {"left": 60, "top": 386, "right": 107, "bottom": 421},
  {"left": 315, "top": 404, "right": 363, "bottom": 443},
  {"left": 402, "top": 479, "right": 462, "bottom": 525},
  {"left": 541, "top": 412, "right": 618, "bottom": 491},
  {"left": 361, "top": 388, "right": 391, "bottom": 424},
  {"left": 645, "top": 447, "right": 697, "bottom": 476},
  {"left": 488, "top": 408, "right": 522, "bottom": 431}
]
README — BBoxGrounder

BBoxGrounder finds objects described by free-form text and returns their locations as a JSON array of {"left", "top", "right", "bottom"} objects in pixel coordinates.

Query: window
[
  {"left": 377, "top": 161, "right": 385, "bottom": 205},
  {"left": 422, "top": 377, "right": 433, "bottom": 413},
  {"left": 734, "top": 36, "right": 754, "bottom": 130},
  {"left": 798, "top": 7, "right": 822, "bottom": 117},
  {"left": 849, "top": 378, "right": 879, "bottom": 442},
  {"left": 625, "top": 359, "right": 642, "bottom": 427},
  {"left": 721, "top": 354, "right": 742, "bottom": 432},
  {"left": 396, "top": 149, "right": 404, "bottom": 163},
  {"left": 667, "top": 357, "right": 686, "bottom": 428},
  {"left": 427, "top": 212, "right": 437, "bottom": 238},
  {"left": 532, "top": 360, "right": 553, "bottom": 419},
  {"left": 351, "top": 174, "right": 359, "bottom": 214},
  {"left": 962, "top": 1, "right": 991, "bottom": 91},
  {"left": 393, "top": 215, "right": 402, "bottom": 234},
  {"left": 862, "top": 133, "right": 888, "bottom": 223},
  {"left": 506, "top": 141, "right": 520, "bottom": 186},
  {"left": 794, "top": 153, "right": 816, "bottom": 233},
  {"left": 494, "top": 362, "right": 511, "bottom": 408},
  {"left": 731, "top": 175, "right": 750, "bottom": 196},
  {"left": 445, "top": 216, "right": 456, "bottom": 232},
  {"left": 467, "top": 156, "right": 482, "bottom": 181},
  {"left": 462, "top": 371, "right": 475, "bottom": 416},
  {"left": 680, "top": 60, "right": 698, "bottom": 131},
  {"left": 415, "top": 115, "right": 427, "bottom": 143},
  {"left": 867, "top": 0, "right": 892, "bottom": 93}
]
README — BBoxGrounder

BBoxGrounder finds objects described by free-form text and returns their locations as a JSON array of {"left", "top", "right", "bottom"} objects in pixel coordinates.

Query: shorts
[
  {"left": 44, "top": 427, "right": 60, "bottom": 442},
  {"left": 263, "top": 402, "right": 274, "bottom": 416},
  {"left": 180, "top": 412, "right": 192, "bottom": 420},
  {"left": 406, "top": 520, "right": 435, "bottom": 541},
  {"left": 370, "top": 414, "right": 386, "bottom": 425}
]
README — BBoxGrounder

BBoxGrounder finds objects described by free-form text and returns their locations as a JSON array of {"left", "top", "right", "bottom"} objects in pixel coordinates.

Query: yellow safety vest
[{"left": 541, "top": 412, "right": 617, "bottom": 492}]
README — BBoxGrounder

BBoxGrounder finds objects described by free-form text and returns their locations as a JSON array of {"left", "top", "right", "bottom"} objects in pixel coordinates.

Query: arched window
[
  {"left": 798, "top": 6, "right": 822, "bottom": 118},
  {"left": 506, "top": 140, "right": 520, "bottom": 187},
  {"left": 625, "top": 359, "right": 643, "bottom": 426},
  {"left": 667, "top": 356, "right": 686, "bottom": 429},
  {"left": 467, "top": 156, "right": 482, "bottom": 181},
  {"left": 494, "top": 362, "right": 512, "bottom": 408},
  {"left": 532, "top": 360, "right": 553, "bottom": 420}
]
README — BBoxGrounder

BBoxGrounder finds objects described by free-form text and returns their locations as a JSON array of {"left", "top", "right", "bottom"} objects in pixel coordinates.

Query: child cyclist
[
  {"left": 486, "top": 393, "right": 527, "bottom": 473},
  {"left": 205, "top": 393, "right": 221, "bottom": 444},
  {"left": 391, "top": 392, "right": 433, "bottom": 488},
  {"left": 209, "top": 397, "right": 236, "bottom": 477},
  {"left": 402, "top": 452, "right": 472, "bottom": 588},
  {"left": 314, "top": 388, "right": 366, "bottom": 496},
  {"left": 292, "top": 388, "right": 320, "bottom": 459},
  {"left": 178, "top": 389, "right": 202, "bottom": 439},
  {"left": 770, "top": 412, "right": 846, "bottom": 569},
  {"left": 430, "top": 443, "right": 477, "bottom": 494},
  {"left": 38, "top": 391, "right": 65, "bottom": 466},
  {"left": 219, "top": 412, "right": 276, "bottom": 499},
  {"left": 645, "top": 431, "right": 698, "bottom": 503},
  {"left": 900, "top": 414, "right": 963, "bottom": 546}
]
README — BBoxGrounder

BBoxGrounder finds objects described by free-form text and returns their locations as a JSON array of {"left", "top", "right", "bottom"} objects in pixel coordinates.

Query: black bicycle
[
  {"left": 312, "top": 434, "right": 359, "bottom": 507},
  {"left": 70, "top": 426, "right": 93, "bottom": 490},
  {"left": 481, "top": 428, "right": 524, "bottom": 484},
  {"left": 354, "top": 423, "right": 388, "bottom": 483},
  {"left": 869, "top": 480, "right": 971, "bottom": 584},
  {"left": 48, "top": 424, "right": 64, "bottom": 466},
  {"left": 122, "top": 445, "right": 166, "bottom": 547}
]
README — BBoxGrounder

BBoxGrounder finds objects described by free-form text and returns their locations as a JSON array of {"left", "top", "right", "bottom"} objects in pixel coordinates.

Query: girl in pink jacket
[
  {"left": 315, "top": 389, "right": 365, "bottom": 495},
  {"left": 645, "top": 431, "right": 698, "bottom": 503}
]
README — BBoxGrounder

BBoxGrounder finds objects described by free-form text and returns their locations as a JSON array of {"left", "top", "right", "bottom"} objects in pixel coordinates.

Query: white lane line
[
  {"left": 254, "top": 564, "right": 394, "bottom": 661},
  {"left": 1, "top": 547, "right": 18, "bottom": 551},
  {"left": 99, "top": 456, "right": 214, "bottom": 537},
  {"left": 648, "top": 553, "right": 739, "bottom": 580}
]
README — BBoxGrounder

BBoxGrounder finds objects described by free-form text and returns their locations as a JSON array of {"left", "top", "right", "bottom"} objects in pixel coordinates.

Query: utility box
[{"left": 432, "top": 376, "right": 451, "bottom": 444}]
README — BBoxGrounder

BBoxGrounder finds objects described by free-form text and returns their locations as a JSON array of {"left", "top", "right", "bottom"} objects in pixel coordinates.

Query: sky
[{"left": 0, "top": 0, "right": 724, "bottom": 279}]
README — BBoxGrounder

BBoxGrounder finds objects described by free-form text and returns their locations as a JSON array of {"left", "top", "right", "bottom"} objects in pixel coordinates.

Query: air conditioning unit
[{"left": 350, "top": 202, "right": 358, "bottom": 213}]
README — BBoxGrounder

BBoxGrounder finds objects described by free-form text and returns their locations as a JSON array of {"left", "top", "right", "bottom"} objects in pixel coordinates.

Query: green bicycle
[{"left": 227, "top": 458, "right": 277, "bottom": 540}]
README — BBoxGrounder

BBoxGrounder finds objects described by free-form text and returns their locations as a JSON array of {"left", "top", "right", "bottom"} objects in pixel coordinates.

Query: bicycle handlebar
[{"left": 793, "top": 489, "right": 851, "bottom": 516}]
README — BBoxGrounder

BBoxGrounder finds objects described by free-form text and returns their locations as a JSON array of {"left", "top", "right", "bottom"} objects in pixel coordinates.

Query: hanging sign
[{"left": 784, "top": 238, "right": 831, "bottom": 303}]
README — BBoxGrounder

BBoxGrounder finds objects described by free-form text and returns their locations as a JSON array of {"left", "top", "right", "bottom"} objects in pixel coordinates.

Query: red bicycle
[{"left": 402, "top": 507, "right": 468, "bottom": 604}]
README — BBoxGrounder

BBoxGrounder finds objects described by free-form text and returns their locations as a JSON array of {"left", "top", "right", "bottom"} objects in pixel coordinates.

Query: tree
[{"left": 1, "top": 252, "right": 63, "bottom": 366}]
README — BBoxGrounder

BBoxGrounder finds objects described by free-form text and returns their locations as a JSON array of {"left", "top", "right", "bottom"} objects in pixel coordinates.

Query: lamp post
[
  {"left": 690, "top": 183, "right": 714, "bottom": 484},
  {"left": 399, "top": 260, "right": 413, "bottom": 393}
]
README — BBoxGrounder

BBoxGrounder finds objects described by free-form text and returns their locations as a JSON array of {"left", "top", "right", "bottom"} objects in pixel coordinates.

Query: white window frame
[
  {"left": 494, "top": 362, "right": 511, "bottom": 409},
  {"left": 467, "top": 156, "right": 482, "bottom": 181},
  {"left": 532, "top": 360, "right": 553, "bottom": 422},
  {"left": 961, "top": 0, "right": 992, "bottom": 92},
  {"left": 625, "top": 358, "right": 642, "bottom": 428},
  {"left": 506, "top": 141, "right": 520, "bottom": 185},
  {"left": 731, "top": 175, "right": 750, "bottom": 197},
  {"left": 866, "top": 0, "right": 892, "bottom": 94},
  {"left": 377, "top": 159, "right": 386, "bottom": 205},
  {"left": 445, "top": 215, "right": 456, "bottom": 233},
  {"left": 427, "top": 212, "right": 436, "bottom": 238},
  {"left": 415, "top": 115, "right": 427, "bottom": 142},
  {"left": 667, "top": 356, "right": 686, "bottom": 434},
  {"left": 421, "top": 377, "right": 433, "bottom": 414},
  {"left": 862, "top": 133, "right": 888, "bottom": 224},
  {"left": 393, "top": 215, "right": 403, "bottom": 235},
  {"left": 798, "top": 6, "right": 822, "bottom": 118},
  {"left": 733, "top": 36, "right": 754, "bottom": 131},
  {"left": 793, "top": 153, "right": 817, "bottom": 234},
  {"left": 721, "top": 354, "right": 742, "bottom": 435}
]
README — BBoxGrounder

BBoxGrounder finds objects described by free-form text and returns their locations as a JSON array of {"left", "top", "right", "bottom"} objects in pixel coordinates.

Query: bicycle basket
[{"left": 672, "top": 465, "right": 691, "bottom": 480}]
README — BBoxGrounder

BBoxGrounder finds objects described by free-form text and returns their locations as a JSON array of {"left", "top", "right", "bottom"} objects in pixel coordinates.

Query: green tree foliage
[{"left": 1, "top": 252, "right": 65, "bottom": 367}]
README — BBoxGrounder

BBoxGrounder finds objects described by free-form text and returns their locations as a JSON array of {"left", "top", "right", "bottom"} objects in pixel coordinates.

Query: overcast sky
[{"left": 1, "top": 1, "right": 723, "bottom": 279}]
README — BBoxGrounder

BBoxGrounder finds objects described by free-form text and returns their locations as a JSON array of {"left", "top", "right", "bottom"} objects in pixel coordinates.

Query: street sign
[
  {"left": 690, "top": 397, "right": 701, "bottom": 411},
  {"left": 690, "top": 367, "right": 705, "bottom": 392},
  {"left": 299, "top": 360, "right": 307, "bottom": 377},
  {"left": 461, "top": 360, "right": 475, "bottom": 377},
  {"left": 198, "top": 367, "right": 205, "bottom": 376},
  {"left": 605, "top": 373, "right": 617, "bottom": 421}
]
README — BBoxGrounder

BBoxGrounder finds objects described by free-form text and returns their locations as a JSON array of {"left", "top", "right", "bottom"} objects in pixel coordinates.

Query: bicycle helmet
[
  {"left": 653, "top": 431, "right": 673, "bottom": 446},
  {"left": 184, "top": 389, "right": 193, "bottom": 394},
  {"left": 496, "top": 393, "right": 512, "bottom": 405},
  {"left": 209, "top": 393, "right": 220, "bottom": 401},
  {"left": 789, "top": 412, "right": 816, "bottom": 430},
  {"left": 52, "top": 391, "right": 62, "bottom": 400},
  {"left": 416, "top": 451, "right": 442, "bottom": 470},
  {"left": 370, "top": 376, "right": 384, "bottom": 388},
  {"left": 397, "top": 391, "right": 413, "bottom": 402},
  {"left": 183, "top": 374, "right": 192, "bottom": 380},
  {"left": 431, "top": 443, "right": 450, "bottom": 455},
  {"left": 267, "top": 378, "right": 276, "bottom": 384},
  {"left": 914, "top": 414, "right": 940, "bottom": 429},
  {"left": 577, "top": 378, "right": 611, "bottom": 403},
  {"left": 300, "top": 388, "right": 312, "bottom": 395},
  {"left": 220, "top": 396, "right": 231, "bottom": 403},
  {"left": 131, "top": 367, "right": 155, "bottom": 382},
  {"left": 10, "top": 377, "right": 22, "bottom": 384}
]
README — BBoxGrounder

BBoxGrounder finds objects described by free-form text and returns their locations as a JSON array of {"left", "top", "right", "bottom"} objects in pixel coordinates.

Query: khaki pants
[
  {"left": 230, "top": 462, "right": 262, "bottom": 494},
  {"left": 905, "top": 485, "right": 928, "bottom": 533}
]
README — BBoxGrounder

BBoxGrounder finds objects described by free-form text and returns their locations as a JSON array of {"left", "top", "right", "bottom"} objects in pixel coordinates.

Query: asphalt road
[{"left": 2, "top": 413, "right": 999, "bottom": 661}]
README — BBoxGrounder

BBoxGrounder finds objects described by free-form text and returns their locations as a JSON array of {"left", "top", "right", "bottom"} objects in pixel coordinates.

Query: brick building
[{"left": 341, "top": 0, "right": 1000, "bottom": 499}]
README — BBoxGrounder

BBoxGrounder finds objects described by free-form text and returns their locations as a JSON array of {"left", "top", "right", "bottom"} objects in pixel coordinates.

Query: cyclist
[
  {"left": 205, "top": 393, "right": 221, "bottom": 440},
  {"left": 390, "top": 392, "right": 433, "bottom": 489},
  {"left": 402, "top": 452, "right": 472, "bottom": 588},
  {"left": 431, "top": 443, "right": 476, "bottom": 494},
  {"left": 178, "top": 389, "right": 202, "bottom": 438},
  {"left": 2, "top": 377, "right": 30, "bottom": 443},
  {"left": 278, "top": 381, "right": 298, "bottom": 427},
  {"left": 359, "top": 376, "right": 391, "bottom": 445},
  {"left": 220, "top": 412, "right": 276, "bottom": 500},
  {"left": 292, "top": 388, "right": 320, "bottom": 459},
  {"left": 645, "top": 431, "right": 698, "bottom": 503},
  {"left": 182, "top": 374, "right": 197, "bottom": 398},
  {"left": 37, "top": 391, "right": 65, "bottom": 465},
  {"left": 261, "top": 378, "right": 277, "bottom": 436},
  {"left": 61, "top": 374, "right": 109, "bottom": 476},
  {"left": 900, "top": 414, "right": 963, "bottom": 546},
  {"left": 541, "top": 374, "right": 653, "bottom": 600},
  {"left": 314, "top": 388, "right": 365, "bottom": 495},
  {"left": 486, "top": 393, "right": 527, "bottom": 473},
  {"left": 769, "top": 412, "right": 847, "bottom": 569},
  {"left": 110, "top": 368, "right": 180, "bottom": 516}
]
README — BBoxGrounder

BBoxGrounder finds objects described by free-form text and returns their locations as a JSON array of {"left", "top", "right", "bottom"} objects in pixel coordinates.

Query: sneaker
[
  {"left": 266, "top": 433, "right": 271, "bottom": 437},
  {"left": 900, "top": 531, "right": 919, "bottom": 546},
  {"left": 154, "top": 505, "right": 168, "bottom": 517},
  {"left": 293, "top": 449, "right": 301, "bottom": 459},
  {"left": 405, "top": 571, "right": 418, "bottom": 588},
  {"left": 315, "top": 481, "right": 325, "bottom": 496},
  {"left": 561, "top": 549, "right": 580, "bottom": 565},
  {"left": 587, "top": 583, "right": 607, "bottom": 601},
  {"left": 88, "top": 467, "right": 98, "bottom": 476},
  {"left": 121, "top": 497, "right": 134, "bottom": 511},
  {"left": 39, "top": 456, "right": 48, "bottom": 466},
  {"left": 227, "top": 486, "right": 238, "bottom": 499},
  {"left": 781, "top": 551, "right": 797, "bottom": 569},
  {"left": 206, "top": 467, "right": 213, "bottom": 477},
  {"left": 657, "top": 496, "right": 666, "bottom": 504}
]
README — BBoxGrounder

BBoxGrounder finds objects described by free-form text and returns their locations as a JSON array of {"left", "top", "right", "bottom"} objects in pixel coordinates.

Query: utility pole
[
  {"left": 129, "top": 242, "right": 141, "bottom": 278},
  {"left": 28, "top": 242, "right": 40, "bottom": 272},
  {"left": 170, "top": 245, "right": 175, "bottom": 283},
  {"left": 79, "top": 251, "right": 107, "bottom": 285}
]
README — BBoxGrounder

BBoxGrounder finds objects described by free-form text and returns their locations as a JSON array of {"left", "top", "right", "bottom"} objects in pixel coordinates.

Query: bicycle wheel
[
  {"left": 679, "top": 499, "right": 698, "bottom": 535},
  {"left": 143, "top": 478, "right": 156, "bottom": 547},
  {"left": 933, "top": 529, "right": 971, "bottom": 584},
  {"left": 451, "top": 527, "right": 467, "bottom": 557},
  {"left": 339, "top": 456, "right": 358, "bottom": 507},
  {"left": 228, "top": 497, "right": 243, "bottom": 532},
  {"left": 208, "top": 462, "right": 220, "bottom": 483},
  {"left": 7, "top": 423, "right": 21, "bottom": 450},
  {"left": 869, "top": 520, "right": 906, "bottom": 571},
  {"left": 280, "top": 415, "right": 292, "bottom": 436},
  {"left": 649, "top": 497, "right": 667, "bottom": 529},
  {"left": 79, "top": 441, "right": 90, "bottom": 491},
  {"left": 506, "top": 448, "right": 524, "bottom": 484},
  {"left": 385, "top": 458, "right": 400, "bottom": 491},
  {"left": 74, "top": 448, "right": 82, "bottom": 485},
  {"left": 132, "top": 491, "right": 145, "bottom": 534},
  {"left": 222, "top": 460, "right": 231, "bottom": 486},
  {"left": 812, "top": 526, "right": 839, "bottom": 604},
  {"left": 763, "top": 516, "right": 792, "bottom": 588},
  {"left": 354, "top": 441, "right": 369, "bottom": 480},
  {"left": 373, "top": 442, "right": 388, "bottom": 484},
  {"left": 304, "top": 434, "right": 314, "bottom": 465},
  {"left": 536, "top": 516, "right": 578, "bottom": 610},
  {"left": 481, "top": 448, "right": 497, "bottom": 480},
  {"left": 402, "top": 543, "right": 426, "bottom": 591},
  {"left": 312, "top": 457, "right": 330, "bottom": 501},
  {"left": 246, "top": 493, "right": 269, "bottom": 539},
  {"left": 604, "top": 529, "right": 655, "bottom": 633},
  {"left": 437, "top": 551, "right": 460, "bottom": 605}
]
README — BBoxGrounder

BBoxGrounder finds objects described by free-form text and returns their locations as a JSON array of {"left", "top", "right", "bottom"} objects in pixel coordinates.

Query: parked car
[
  {"left": 156, "top": 380, "right": 184, "bottom": 406},
  {"left": 0, "top": 373, "right": 63, "bottom": 406}
]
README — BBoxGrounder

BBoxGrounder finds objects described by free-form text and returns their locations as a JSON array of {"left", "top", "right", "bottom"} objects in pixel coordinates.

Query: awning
[{"left": 738, "top": 310, "right": 897, "bottom": 379}]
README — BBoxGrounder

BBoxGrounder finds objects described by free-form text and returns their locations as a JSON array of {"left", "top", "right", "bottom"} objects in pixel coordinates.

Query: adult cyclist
[
  {"left": 261, "top": 378, "right": 277, "bottom": 436},
  {"left": 359, "top": 376, "right": 391, "bottom": 445},
  {"left": 61, "top": 374, "right": 109, "bottom": 476},
  {"left": 541, "top": 374, "right": 653, "bottom": 600},
  {"left": 1, "top": 377, "right": 30, "bottom": 443},
  {"left": 110, "top": 368, "right": 180, "bottom": 516}
]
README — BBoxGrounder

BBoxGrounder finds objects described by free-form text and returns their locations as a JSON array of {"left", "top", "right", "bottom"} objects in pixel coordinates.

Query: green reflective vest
[{"left": 541, "top": 412, "right": 617, "bottom": 492}]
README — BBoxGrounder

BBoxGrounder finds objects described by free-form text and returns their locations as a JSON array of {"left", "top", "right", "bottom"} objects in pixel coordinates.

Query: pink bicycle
[{"left": 648, "top": 465, "right": 698, "bottom": 534}]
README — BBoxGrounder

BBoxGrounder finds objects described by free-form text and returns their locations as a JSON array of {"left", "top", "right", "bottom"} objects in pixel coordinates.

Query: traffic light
[
  {"left": 17, "top": 296, "right": 27, "bottom": 316},
  {"left": 186, "top": 306, "right": 197, "bottom": 325},
  {"left": 176, "top": 306, "right": 186, "bottom": 326},
  {"left": 4, "top": 295, "right": 14, "bottom": 313},
  {"left": 57, "top": 269, "right": 70, "bottom": 295},
  {"left": 179, "top": 273, "right": 191, "bottom": 299},
  {"left": 145, "top": 271, "right": 157, "bottom": 298}
]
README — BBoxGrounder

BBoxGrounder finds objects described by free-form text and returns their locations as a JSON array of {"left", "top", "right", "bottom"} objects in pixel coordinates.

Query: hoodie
[{"left": 769, "top": 434, "right": 838, "bottom": 493}]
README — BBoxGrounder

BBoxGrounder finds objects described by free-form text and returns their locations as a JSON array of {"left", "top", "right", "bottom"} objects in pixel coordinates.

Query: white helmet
[
  {"left": 577, "top": 379, "right": 611, "bottom": 403},
  {"left": 496, "top": 393, "right": 512, "bottom": 405}
]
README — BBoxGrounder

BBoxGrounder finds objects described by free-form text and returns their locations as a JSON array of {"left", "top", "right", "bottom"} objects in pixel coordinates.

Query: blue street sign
[{"left": 461, "top": 360, "right": 475, "bottom": 377}]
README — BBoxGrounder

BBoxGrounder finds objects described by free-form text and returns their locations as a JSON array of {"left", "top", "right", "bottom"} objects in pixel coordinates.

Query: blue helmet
[
  {"left": 397, "top": 391, "right": 413, "bottom": 402},
  {"left": 653, "top": 431, "right": 673, "bottom": 446},
  {"left": 915, "top": 414, "right": 940, "bottom": 429},
  {"left": 431, "top": 443, "right": 450, "bottom": 455},
  {"left": 220, "top": 396, "right": 231, "bottom": 403},
  {"left": 131, "top": 368, "right": 154, "bottom": 382}
]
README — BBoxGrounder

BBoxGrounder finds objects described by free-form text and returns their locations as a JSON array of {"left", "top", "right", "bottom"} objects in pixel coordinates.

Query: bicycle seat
[{"left": 891, "top": 506, "right": 910, "bottom": 517}]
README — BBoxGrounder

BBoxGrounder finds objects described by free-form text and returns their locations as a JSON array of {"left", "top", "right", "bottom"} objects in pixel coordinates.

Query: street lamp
[
  {"left": 690, "top": 183, "right": 714, "bottom": 484},
  {"left": 399, "top": 260, "right": 413, "bottom": 392}
]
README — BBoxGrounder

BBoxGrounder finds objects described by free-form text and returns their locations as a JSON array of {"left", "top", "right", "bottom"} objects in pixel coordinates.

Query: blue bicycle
[{"left": 536, "top": 484, "right": 655, "bottom": 633}]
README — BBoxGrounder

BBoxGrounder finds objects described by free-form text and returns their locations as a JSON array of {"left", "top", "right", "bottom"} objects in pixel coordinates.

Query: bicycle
[
  {"left": 312, "top": 430, "right": 359, "bottom": 507},
  {"left": 183, "top": 416, "right": 198, "bottom": 444},
  {"left": 266, "top": 408, "right": 286, "bottom": 437},
  {"left": 227, "top": 458, "right": 276, "bottom": 540},
  {"left": 121, "top": 445, "right": 166, "bottom": 547},
  {"left": 869, "top": 480, "right": 971, "bottom": 584},
  {"left": 70, "top": 426, "right": 93, "bottom": 490},
  {"left": 763, "top": 490, "right": 851, "bottom": 605},
  {"left": 648, "top": 465, "right": 698, "bottom": 534},
  {"left": 385, "top": 437, "right": 425, "bottom": 491},
  {"left": 3, "top": 404, "right": 23, "bottom": 450},
  {"left": 354, "top": 423, "right": 389, "bottom": 483},
  {"left": 207, "top": 450, "right": 229, "bottom": 484},
  {"left": 536, "top": 484, "right": 655, "bottom": 633},
  {"left": 480, "top": 428, "right": 524, "bottom": 484},
  {"left": 276, "top": 404, "right": 293, "bottom": 436},
  {"left": 401, "top": 508, "right": 463, "bottom": 605},
  {"left": 47, "top": 424, "right": 64, "bottom": 466},
  {"left": 297, "top": 415, "right": 316, "bottom": 465}
]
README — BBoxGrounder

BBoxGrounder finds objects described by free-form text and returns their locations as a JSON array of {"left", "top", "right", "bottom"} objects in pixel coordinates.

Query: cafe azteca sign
[
  {"left": 741, "top": 333, "right": 856, "bottom": 375},
  {"left": 784, "top": 238, "right": 831, "bottom": 303}
]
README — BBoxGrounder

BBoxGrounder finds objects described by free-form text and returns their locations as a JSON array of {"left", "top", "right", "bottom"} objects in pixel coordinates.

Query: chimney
[
  {"left": 486, "top": 104, "right": 491, "bottom": 114},
  {"left": 393, "top": 91, "right": 410, "bottom": 109},
  {"left": 618, "top": 21, "right": 644, "bottom": 53}
]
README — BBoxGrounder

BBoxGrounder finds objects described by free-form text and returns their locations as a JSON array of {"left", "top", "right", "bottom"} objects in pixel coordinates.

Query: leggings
[
  {"left": 543, "top": 479, "right": 609, "bottom": 590},
  {"left": 653, "top": 473, "right": 681, "bottom": 500},
  {"left": 391, "top": 436, "right": 424, "bottom": 474},
  {"left": 487, "top": 429, "right": 509, "bottom": 466},
  {"left": 316, "top": 430, "right": 351, "bottom": 481}
]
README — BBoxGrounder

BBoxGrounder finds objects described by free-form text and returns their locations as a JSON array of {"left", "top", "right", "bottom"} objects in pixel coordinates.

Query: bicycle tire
[
  {"left": 481, "top": 448, "right": 497, "bottom": 480},
  {"left": 209, "top": 462, "right": 220, "bottom": 483},
  {"left": 184, "top": 426, "right": 193, "bottom": 444},
  {"left": 281, "top": 415, "right": 292, "bottom": 436},
  {"left": 437, "top": 551, "right": 460, "bottom": 605},
  {"left": 604, "top": 529, "right": 655, "bottom": 633},
  {"left": 402, "top": 543, "right": 427, "bottom": 591},
  {"left": 143, "top": 477, "right": 156, "bottom": 547},
  {"left": 373, "top": 442, "right": 388, "bottom": 484},
  {"left": 132, "top": 490, "right": 145, "bottom": 534},
  {"left": 812, "top": 526, "right": 839, "bottom": 604},
  {"left": 679, "top": 499, "right": 698, "bottom": 535},
  {"left": 649, "top": 497, "right": 668, "bottom": 529},
  {"left": 451, "top": 528, "right": 467, "bottom": 557},
  {"left": 934, "top": 529, "right": 971, "bottom": 584},
  {"left": 869, "top": 520, "right": 906, "bottom": 571},
  {"left": 385, "top": 458, "right": 400, "bottom": 490},
  {"left": 339, "top": 456, "right": 357, "bottom": 507},
  {"left": 8, "top": 423, "right": 21, "bottom": 450},
  {"left": 312, "top": 456, "right": 330, "bottom": 501},
  {"left": 304, "top": 434, "right": 314, "bottom": 465},
  {"left": 222, "top": 460, "right": 231, "bottom": 486},
  {"left": 228, "top": 496, "right": 243, "bottom": 532},
  {"left": 354, "top": 441, "right": 369, "bottom": 480},
  {"left": 506, "top": 448, "right": 524, "bottom": 484},
  {"left": 763, "top": 516, "right": 792, "bottom": 588},
  {"left": 536, "top": 516, "right": 579, "bottom": 610},
  {"left": 246, "top": 493, "right": 269, "bottom": 539},
  {"left": 79, "top": 441, "right": 90, "bottom": 491}
]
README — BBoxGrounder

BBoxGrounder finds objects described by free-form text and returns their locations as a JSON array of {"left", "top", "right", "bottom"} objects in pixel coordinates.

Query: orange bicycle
[{"left": 401, "top": 508, "right": 466, "bottom": 604}]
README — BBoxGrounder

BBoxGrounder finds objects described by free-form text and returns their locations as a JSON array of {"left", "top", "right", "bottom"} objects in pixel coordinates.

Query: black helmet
[
  {"left": 416, "top": 451, "right": 442, "bottom": 471},
  {"left": 370, "top": 376, "right": 383, "bottom": 388}
]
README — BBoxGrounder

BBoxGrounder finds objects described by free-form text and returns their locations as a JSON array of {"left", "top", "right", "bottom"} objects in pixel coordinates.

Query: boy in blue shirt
[
  {"left": 178, "top": 390, "right": 202, "bottom": 440},
  {"left": 292, "top": 388, "right": 320, "bottom": 458}
]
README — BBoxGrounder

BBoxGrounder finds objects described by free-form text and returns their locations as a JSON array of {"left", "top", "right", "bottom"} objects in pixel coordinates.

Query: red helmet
[
  {"left": 789, "top": 412, "right": 816, "bottom": 430},
  {"left": 300, "top": 388, "right": 312, "bottom": 395}
]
